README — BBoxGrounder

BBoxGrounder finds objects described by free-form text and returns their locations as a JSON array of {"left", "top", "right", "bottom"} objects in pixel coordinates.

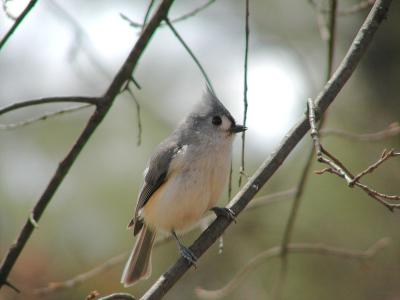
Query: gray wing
[{"left": 130, "top": 141, "right": 181, "bottom": 235}]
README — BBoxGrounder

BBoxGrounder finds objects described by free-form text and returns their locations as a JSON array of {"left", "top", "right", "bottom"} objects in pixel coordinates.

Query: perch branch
[
  {"left": 33, "top": 189, "right": 296, "bottom": 295},
  {"left": 0, "top": 0, "right": 176, "bottom": 291},
  {"left": 138, "top": 1, "right": 393, "bottom": 299}
]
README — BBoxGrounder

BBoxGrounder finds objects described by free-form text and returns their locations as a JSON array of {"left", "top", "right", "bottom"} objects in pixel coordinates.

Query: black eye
[{"left": 212, "top": 116, "right": 222, "bottom": 126}]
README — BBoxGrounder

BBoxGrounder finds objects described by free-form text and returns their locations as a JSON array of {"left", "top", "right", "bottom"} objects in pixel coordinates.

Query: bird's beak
[{"left": 230, "top": 124, "right": 247, "bottom": 133}]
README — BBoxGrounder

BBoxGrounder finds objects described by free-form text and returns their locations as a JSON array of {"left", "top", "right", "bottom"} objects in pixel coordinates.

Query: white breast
[{"left": 142, "top": 141, "right": 232, "bottom": 232}]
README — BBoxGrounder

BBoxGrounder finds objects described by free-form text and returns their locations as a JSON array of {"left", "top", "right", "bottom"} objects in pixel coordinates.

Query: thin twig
[
  {"left": 274, "top": 1, "right": 337, "bottom": 298},
  {"left": 0, "top": 104, "right": 92, "bottom": 130},
  {"left": 195, "top": 238, "right": 390, "bottom": 300},
  {"left": 164, "top": 18, "right": 215, "bottom": 94},
  {"left": 120, "top": 0, "right": 217, "bottom": 29},
  {"left": 34, "top": 188, "right": 296, "bottom": 295},
  {"left": 139, "top": 2, "right": 393, "bottom": 298},
  {"left": 125, "top": 87, "right": 142, "bottom": 146},
  {"left": 0, "top": 0, "right": 38, "bottom": 50},
  {"left": 320, "top": 122, "right": 400, "bottom": 141},
  {"left": 2, "top": 0, "right": 17, "bottom": 20},
  {"left": 308, "top": 99, "right": 400, "bottom": 211},
  {"left": 0, "top": 96, "right": 99, "bottom": 116},
  {"left": 98, "top": 293, "right": 136, "bottom": 300},
  {"left": 0, "top": 0, "right": 176, "bottom": 291},
  {"left": 310, "top": 0, "right": 375, "bottom": 16},
  {"left": 142, "top": 0, "right": 156, "bottom": 32},
  {"left": 239, "top": 0, "right": 249, "bottom": 187}
]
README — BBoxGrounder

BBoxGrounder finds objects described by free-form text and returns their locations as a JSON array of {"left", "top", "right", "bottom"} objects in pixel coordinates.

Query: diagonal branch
[
  {"left": 138, "top": 0, "right": 393, "bottom": 299},
  {"left": 0, "top": 0, "right": 39, "bottom": 50},
  {"left": 0, "top": 0, "right": 176, "bottom": 291}
]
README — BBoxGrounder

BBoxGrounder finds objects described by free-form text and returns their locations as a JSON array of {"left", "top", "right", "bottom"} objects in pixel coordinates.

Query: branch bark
[
  {"left": 0, "top": 0, "right": 175, "bottom": 290},
  {"left": 139, "top": 0, "right": 392, "bottom": 299}
]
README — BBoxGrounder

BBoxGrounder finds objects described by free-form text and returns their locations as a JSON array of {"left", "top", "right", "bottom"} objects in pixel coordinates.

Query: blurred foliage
[{"left": 0, "top": 0, "right": 399, "bottom": 300}]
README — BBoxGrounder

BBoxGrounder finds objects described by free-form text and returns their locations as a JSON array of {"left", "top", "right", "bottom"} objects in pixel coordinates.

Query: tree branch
[
  {"left": 0, "top": 0, "right": 38, "bottom": 50},
  {"left": 195, "top": 238, "right": 390, "bottom": 299},
  {"left": 33, "top": 188, "right": 295, "bottom": 295},
  {"left": 0, "top": 96, "right": 99, "bottom": 116},
  {"left": 0, "top": 0, "right": 176, "bottom": 290},
  {"left": 138, "top": 0, "right": 393, "bottom": 299}
]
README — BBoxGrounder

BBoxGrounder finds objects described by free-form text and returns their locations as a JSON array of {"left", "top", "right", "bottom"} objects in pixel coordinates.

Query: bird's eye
[{"left": 212, "top": 116, "right": 222, "bottom": 126}]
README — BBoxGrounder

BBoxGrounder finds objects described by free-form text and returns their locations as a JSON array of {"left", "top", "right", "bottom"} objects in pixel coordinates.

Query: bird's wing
[{"left": 129, "top": 141, "right": 181, "bottom": 235}]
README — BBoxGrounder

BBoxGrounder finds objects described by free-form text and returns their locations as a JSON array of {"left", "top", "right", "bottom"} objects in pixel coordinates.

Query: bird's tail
[{"left": 121, "top": 224, "right": 156, "bottom": 287}]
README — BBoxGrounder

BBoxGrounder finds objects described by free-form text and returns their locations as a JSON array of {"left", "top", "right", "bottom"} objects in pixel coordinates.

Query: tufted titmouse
[{"left": 121, "top": 88, "right": 246, "bottom": 287}]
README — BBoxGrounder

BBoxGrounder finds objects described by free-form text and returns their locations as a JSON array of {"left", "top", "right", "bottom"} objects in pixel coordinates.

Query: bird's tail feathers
[{"left": 121, "top": 224, "right": 156, "bottom": 287}]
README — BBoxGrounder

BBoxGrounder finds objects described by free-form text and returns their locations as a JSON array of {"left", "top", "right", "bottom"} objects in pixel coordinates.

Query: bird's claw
[
  {"left": 211, "top": 207, "right": 237, "bottom": 223},
  {"left": 179, "top": 245, "right": 198, "bottom": 268}
]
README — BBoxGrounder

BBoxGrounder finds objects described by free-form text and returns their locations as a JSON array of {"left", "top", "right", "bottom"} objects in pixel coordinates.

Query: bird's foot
[
  {"left": 179, "top": 244, "right": 198, "bottom": 268},
  {"left": 211, "top": 207, "right": 236, "bottom": 223}
]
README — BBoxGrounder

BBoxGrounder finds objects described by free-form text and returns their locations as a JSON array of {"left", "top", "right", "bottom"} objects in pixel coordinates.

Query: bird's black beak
[{"left": 230, "top": 124, "right": 247, "bottom": 133}]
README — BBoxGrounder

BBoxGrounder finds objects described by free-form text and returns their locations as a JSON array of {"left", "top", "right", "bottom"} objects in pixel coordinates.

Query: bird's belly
[{"left": 142, "top": 158, "right": 229, "bottom": 232}]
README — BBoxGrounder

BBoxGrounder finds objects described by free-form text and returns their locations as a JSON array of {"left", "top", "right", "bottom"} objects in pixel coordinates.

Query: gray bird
[{"left": 121, "top": 88, "right": 246, "bottom": 287}]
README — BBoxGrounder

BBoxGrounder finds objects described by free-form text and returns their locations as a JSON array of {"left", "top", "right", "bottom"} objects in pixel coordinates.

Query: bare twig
[
  {"left": 0, "top": 96, "right": 99, "bottom": 116},
  {"left": 2, "top": 0, "right": 17, "bottom": 20},
  {"left": 138, "top": 1, "right": 392, "bottom": 299},
  {"left": 0, "top": 104, "right": 92, "bottom": 130},
  {"left": 120, "top": 0, "right": 217, "bottom": 29},
  {"left": 34, "top": 188, "right": 295, "bottom": 295},
  {"left": 0, "top": 0, "right": 176, "bottom": 291},
  {"left": 308, "top": 99, "right": 400, "bottom": 211},
  {"left": 309, "top": 0, "right": 375, "bottom": 16},
  {"left": 98, "top": 293, "right": 136, "bottom": 300},
  {"left": 320, "top": 122, "right": 400, "bottom": 141},
  {"left": 164, "top": 18, "right": 215, "bottom": 94},
  {"left": 142, "top": 0, "right": 156, "bottom": 31},
  {"left": 274, "top": 1, "right": 337, "bottom": 298},
  {"left": 195, "top": 238, "right": 390, "bottom": 300},
  {"left": 0, "top": 0, "right": 38, "bottom": 50},
  {"left": 122, "top": 82, "right": 142, "bottom": 146},
  {"left": 239, "top": 0, "right": 249, "bottom": 187}
]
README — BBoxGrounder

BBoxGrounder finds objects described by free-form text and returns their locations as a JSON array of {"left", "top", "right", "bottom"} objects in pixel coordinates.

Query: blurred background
[{"left": 0, "top": 0, "right": 399, "bottom": 299}]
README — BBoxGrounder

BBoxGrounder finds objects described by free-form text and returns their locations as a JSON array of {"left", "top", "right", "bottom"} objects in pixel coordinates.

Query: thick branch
[
  {"left": 0, "top": 0, "right": 175, "bottom": 290},
  {"left": 139, "top": 1, "right": 392, "bottom": 299}
]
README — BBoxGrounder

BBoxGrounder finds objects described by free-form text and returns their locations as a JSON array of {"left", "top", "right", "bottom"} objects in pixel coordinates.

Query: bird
[{"left": 121, "top": 88, "right": 246, "bottom": 287}]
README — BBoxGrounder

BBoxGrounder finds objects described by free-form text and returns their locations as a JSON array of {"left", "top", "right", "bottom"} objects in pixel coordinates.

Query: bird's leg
[
  {"left": 210, "top": 207, "right": 236, "bottom": 223},
  {"left": 171, "top": 230, "right": 197, "bottom": 268}
]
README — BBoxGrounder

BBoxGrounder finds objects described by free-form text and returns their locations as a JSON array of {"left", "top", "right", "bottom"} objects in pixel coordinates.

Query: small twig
[
  {"left": 125, "top": 87, "right": 142, "bottom": 146},
  {"left": 164, "top": 18, "right": 215, "bottom": 94},
  {"left": 320, "top": 122, "right": 400, "bottom": 141},
  {"left": 239, "top": 0, "right": 249, "bottom": 187},
  {"left": 142, "top": 0, "right": 156, "bottom": 31},
  {"left": 308, "top": 99, "right": 400, "bottom": 211},
  {"left": 120, "top": 0, "right": 217, "bottom": 28},
  {"left": 97, "top": 293, "right": 137, "bottom": 300},
  {"left": 0, "top": 97, "right": 99, "bottom": 116},
  {"left": 0, "top": 0, "right": 38, "bottom": 50},
  {"left": 33, "top": 188, "right": 295, "bottom": 295},
  {"left": 0, "top": 104, "right": 92, "bottom": 130},
  {"left": 195, "top": 238, "right": 390, "bottom": 300},
  {"left": 351, "top": 149, "right": 399, "bottom": 184},
  {"left": 309, "top": 0, "right": 375, "bottom": 16},
  {"left": 4, "top": 280, "right": 20, "bottom": 293}
]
